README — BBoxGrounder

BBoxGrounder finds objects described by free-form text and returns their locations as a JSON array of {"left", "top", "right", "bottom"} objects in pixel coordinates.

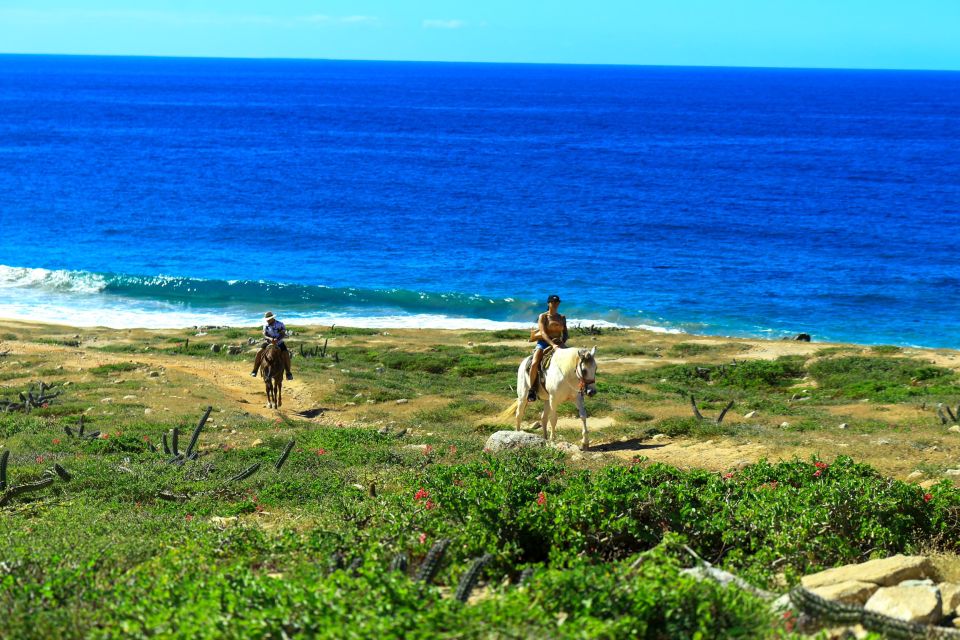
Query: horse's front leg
[
  {"left": 538, "top": 398, "right": 550, "bottom": 440},
  {"left": 576, "top": 392, "right": 589, "bottom": 450},
  {"left": 277, "top": 380, "right": 282, "bottom": 409}
]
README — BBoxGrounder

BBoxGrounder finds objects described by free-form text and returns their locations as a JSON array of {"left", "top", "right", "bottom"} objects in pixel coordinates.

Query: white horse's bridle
[{"left": 576, "top": 355, "right": 596, "bottom": 392}]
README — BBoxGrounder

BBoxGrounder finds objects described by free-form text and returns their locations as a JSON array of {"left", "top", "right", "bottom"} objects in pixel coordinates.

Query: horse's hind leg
[
  {"left": 515, "top": 397, "right": 528, "bottom": 431},
  {"left": 539, "top": 400, "right": 550, "bottom": 440},
  {"left": 276, "top": 380, "right": 282, "bottom": 409}
]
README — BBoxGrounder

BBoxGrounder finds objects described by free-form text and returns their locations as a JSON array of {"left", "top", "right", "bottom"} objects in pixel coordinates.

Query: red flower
[
  {"left": 414, "top": 488, "right": 430, "bottom": 501},
  {"left": 484, "top": 469, "right": 493, "bottom": 478},
  {"left": 255, "top": 504, "right": 265, "bottom": 513},
  {"left": 424, "top": 500, "right": 436, "bottom": 510},
  {"left": 315, "top": 448, "right": 327, "bottom": 456},
  {"left": 814, "top": 461, "right": 828, "bottom": 470},
  {"left": 723, "top": 472, "right": 734, "bottom": 480},
  {"left": 41, "top": 403, "right": 49, "bottom": 408},
  {"left": 100, "top": 433, "right": 110, "bottom": 440},
  {"left": 536, "top": 491, "right": 547, "bottom": 507},
  {"left": 418, "top": 532, "right": 427, "bottom": 544},
  {"left": 813, "top": 470, "right": 822, "bottom": 478},
  {"left": 114, "top": 431, "right": 122, "bottom": 437},
  {"left": 52, "top": 438, "right": 61, "bottom": 445},
  {"left": 35, "top": 455, "right": 44, "bottom": 464},
  {"left": 142, "top": 436, "right": 150, "bottom": 442},
  {"left": 423, "top": 445, "right": 433, "bottom": 456},
  {"left": 924, "top": 493, "right": 933, "bottom": 503},
  {"left": 185, "top": 514, "right": 193, "bottom": 522},
  {"left": 448, "top": 445, "right": 457, "bottom": 455}
]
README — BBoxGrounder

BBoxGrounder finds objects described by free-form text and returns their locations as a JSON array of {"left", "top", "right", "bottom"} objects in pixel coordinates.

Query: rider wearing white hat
[{"left": 250, "top": 311, "right": 293, "bottom": 380}]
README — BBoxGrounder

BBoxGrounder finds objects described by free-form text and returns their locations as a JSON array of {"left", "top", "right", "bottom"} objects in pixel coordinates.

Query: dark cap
[{"left": 547, "top": 294, "right": 561, "bottom": 303}]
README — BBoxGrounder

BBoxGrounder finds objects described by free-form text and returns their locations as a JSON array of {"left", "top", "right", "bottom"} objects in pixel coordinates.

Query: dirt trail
[{"left": 6, "top": 341, "right": 323, "bottom": 421}]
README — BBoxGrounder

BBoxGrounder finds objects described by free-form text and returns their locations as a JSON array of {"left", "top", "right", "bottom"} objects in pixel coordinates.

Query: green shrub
[
  {"left": 89, "top": 362, "right": 141, "bottom": 376},
  {"left": 809, "top": 356, "right": 959, "bottom": 401}
]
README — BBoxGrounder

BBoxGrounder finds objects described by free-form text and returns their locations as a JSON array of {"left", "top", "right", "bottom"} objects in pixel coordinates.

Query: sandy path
[{"left": 5, "top": 341, "right": 324, "bottom": 421}]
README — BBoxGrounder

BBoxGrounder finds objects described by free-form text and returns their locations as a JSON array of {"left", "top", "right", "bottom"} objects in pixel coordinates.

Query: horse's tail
[{"left": 497, "top": 400, "right": 520, "bottom": 421}]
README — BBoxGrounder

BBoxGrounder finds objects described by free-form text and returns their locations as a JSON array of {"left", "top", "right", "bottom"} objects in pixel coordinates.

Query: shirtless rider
[{"left": 528, "top": 294, "right": 568, "bottom": 401}]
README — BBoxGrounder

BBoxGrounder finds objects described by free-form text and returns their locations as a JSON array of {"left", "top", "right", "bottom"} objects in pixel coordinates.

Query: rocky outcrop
[{"left": 801, "top": 554, "right": 934, "bottom": 589}]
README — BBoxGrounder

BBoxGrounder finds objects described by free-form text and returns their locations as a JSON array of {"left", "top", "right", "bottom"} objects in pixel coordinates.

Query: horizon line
[{"left": 1, "top": 51, "right": 958, "bottom": 74}]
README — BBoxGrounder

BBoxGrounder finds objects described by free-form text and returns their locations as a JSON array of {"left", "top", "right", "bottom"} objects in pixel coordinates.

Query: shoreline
[{"left": 0, "top": 316, "right": 953, "bottom": 354}]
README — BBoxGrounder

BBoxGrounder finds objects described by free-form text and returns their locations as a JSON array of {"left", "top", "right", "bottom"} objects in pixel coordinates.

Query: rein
[{"left": 576, "top": 356, "right": 596, "bottom": 392}]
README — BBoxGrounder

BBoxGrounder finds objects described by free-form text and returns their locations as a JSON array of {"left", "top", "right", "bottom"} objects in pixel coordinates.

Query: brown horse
[{"left": 261, "top": 343, "right": 284, "bottom": 409}]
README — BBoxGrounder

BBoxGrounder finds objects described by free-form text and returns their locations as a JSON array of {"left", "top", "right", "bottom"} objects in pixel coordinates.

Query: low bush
[{"left": 809, "top": 355, "right": 959, "bottom": 401}]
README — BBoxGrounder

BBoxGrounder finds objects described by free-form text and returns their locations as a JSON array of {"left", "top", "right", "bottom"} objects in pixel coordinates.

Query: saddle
[{"left": 526, "top": 347, "right": 556, "bottom": 383}]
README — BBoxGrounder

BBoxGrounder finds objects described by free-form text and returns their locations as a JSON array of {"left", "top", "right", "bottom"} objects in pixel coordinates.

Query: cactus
[
  {"left": 0, "top": 477, "right": 55, "bottom": 507},
  {"left": 64, "top": 425, "right": 74, "bottom": 437},
  {"left": 78, "top": 415, "right": 84, "bottom": 437},
  {"left": 415, "top": 539, "right": 450, "bottom": 584},
  {"left": 171, "top": 427, "right": 180, "bottom": 457},
  {"left": 157, "top": 490, "right": 189, "bottom": 502},
  {"left": 167, "top": 454, "right": 184, "bottom": 465},
  {"left": 53, "top": 463, "right": 71, "bottom": 482},
  {"left": 162, "top": 432, "right": 171, "bottom": 455},
  {"left": 348, "top": 557, "right": 363, "bottom": 575},
  {"left": 84, "top": 431, "right": 101, "bottom": 439},
  {"left": 0, "top": 449, "right": 8, "bottom": 491},
  {"left": 147, "top": 441, "right": 157, "bottom": 453},
  {"left": 275, "top": 439, "right": 295, "bottom": 471},
  {"left": 184, "top": 406, "right": 211, "bottom": 459},
  {"left": 228, "top": 463, "right": 260, "bottom": 483},
  {"left": 389, "top": 553, "right": 408, "bottom": 573},
  {"left": 328, "top": 551, "right": 345, "bottom": 574},
  {"left": 517, "top": 567, "right": 535, "bottom": 586},
  {"left": 454, "top": 554, "right": 492, "bottom": 603}
]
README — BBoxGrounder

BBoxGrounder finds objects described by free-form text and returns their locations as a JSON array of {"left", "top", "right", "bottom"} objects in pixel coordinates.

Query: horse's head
[{"left": 577, "top": 347, "right": 598, "bottom": 397}]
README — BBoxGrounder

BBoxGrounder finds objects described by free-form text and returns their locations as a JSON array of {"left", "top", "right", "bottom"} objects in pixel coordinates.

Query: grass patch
[
  {"left": 809, "top": 356, "right": 960, "bottom": 402},
  {"left": 89, "top": 362, "right": 141, "bottom": 376}
]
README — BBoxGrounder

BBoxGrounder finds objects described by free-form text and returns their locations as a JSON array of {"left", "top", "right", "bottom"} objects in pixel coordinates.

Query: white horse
[{"left": 513, "top": 346, "right": 598, "bottom": 449}]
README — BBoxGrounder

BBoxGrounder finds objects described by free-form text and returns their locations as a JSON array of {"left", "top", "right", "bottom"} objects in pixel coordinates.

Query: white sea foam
[
  {"left": 0, "top": 289, "right": 640, "bottom": 332},
  {"left": 0, "top": 264, "right": 107, "bottom": 294}
]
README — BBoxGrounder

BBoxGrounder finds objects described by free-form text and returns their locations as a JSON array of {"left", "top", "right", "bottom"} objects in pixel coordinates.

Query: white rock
[
  {"left": 779, "top": 422, "right": 790, "bottom": 429},
  {"left": 949, "top": 425, "right": 960, "bottom": 433},
  {"left": 396, "top": 399, "right": 409, "bottom": 405},
  {"left": 907, "top": 471, "right": 924, "bottom": 481},
  {"left": 838, "top": 423, "right": 849, "bottom": 430},
  {"left": 144, "top": 408, "right": 152, "bottom": 415},
  {"left": 484, "top": 431, "right": 546, "bottom": 452},
  {"left": 122, "top": 395, "right": 137, "bottom": 400},
  {"left": 743, "top": 411, "right": 757, "bottom": 419},
  {"left": 100, "top": 397, "right": 113, "bottom": 404},
  {"left": 864, "top": 585, "right": 941, "bottom": 625},
  {"left": 945, "top": 469, "right": 960, "bottom": 476}
]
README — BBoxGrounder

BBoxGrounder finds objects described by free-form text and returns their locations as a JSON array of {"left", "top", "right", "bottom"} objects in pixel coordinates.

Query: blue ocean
[{"left": 0, "top": 54, "right": 958, "bottom": 347}]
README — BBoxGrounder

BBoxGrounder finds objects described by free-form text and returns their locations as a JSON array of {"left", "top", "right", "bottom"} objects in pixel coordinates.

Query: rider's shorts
[{"left": 535, "top": 339, "right": 551, "bottom": 350}]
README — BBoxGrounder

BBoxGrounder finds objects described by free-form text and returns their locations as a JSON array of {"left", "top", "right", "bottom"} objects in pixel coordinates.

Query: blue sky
[{"left": 1, "top": 1, "right": 959, "bottom": 70}]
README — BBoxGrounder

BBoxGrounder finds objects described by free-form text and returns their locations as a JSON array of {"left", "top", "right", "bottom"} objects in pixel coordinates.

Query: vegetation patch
[{"left": 809, "top": 355, "right": 960, "bottom": 402}]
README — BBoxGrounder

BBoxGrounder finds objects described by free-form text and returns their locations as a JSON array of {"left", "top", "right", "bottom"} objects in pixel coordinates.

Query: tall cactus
[
  {"left": 454, "top": 554, "right": 493, "bottom": 603},
  {"left": 184, "top": 406, "right": 211, "bottom": 459},
  {"left": 415, "top": 539, "right": 450, "bottom": 584},
  {"left": 0, "top": 450, "right": 8, "bottom": 491},
  {"left": 389, "top": 553, "right": 408, "bottom": 573},
  {"left": 171, "top": 427, "right": 180, "bottom": 457}
]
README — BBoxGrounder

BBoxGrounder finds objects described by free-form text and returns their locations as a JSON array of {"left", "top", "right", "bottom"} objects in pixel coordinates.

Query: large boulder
[
  {"left": 801, "top": 555, "right": 934, "bottom": 589},
  {"left": 808, "top": 580, "right": 879, "bottom": 606},
  {"left": 485, "top": 431, "right": 546, "bottom": 452},
  {"left": 865, "top": 585, "right": 942, "bottom": 625}
]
